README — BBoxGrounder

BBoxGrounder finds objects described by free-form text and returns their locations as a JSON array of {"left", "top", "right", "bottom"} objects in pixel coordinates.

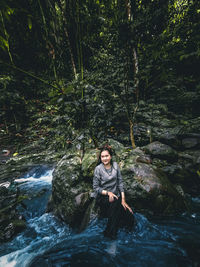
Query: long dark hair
[{"left": 97, "top": 144, "right": 114, "bottom": 166}]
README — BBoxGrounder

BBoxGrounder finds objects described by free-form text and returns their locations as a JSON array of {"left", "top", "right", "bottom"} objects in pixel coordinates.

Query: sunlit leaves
[
  {"left": 6, "top": 7, "right": 14, "bottom": 16},
  {"left": 0, "top": 36, "right": 8, "bottom": 50},
  {"left": 27, "top": 16, "right": 32, "bottom": 30},
  {"left": 170, "top": 0, "right": 190, "bottom": 24},
  {"left": 172, "top": 36, "right": 181, "bottom": 42}
]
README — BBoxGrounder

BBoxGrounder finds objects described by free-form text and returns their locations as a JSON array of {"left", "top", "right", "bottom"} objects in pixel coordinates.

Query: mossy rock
[
  {"left": 121, "top": 162, "right": 187, "bottom": 215},
  {"left": 81, "top": 149, "right": 98, "bottom": 178},
  {"left": 143, "top": 141, "right": 178, "bottom": 162},
  {"left": 50, "top": 139, "right": 189, "bottom": 230}
]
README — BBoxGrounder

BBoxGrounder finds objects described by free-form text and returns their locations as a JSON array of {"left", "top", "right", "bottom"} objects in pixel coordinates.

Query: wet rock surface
[
  {"left": 50, "top": 140, "right": 190, "bottom": 230},
  {"left": 0, "top": 103, "right": 200, "bottom": 241},
  {"left": 0, "top": 145, "right": 62, "bottom": 242},
  {"left": 0, "top": 184, "right": 26, "bottom": 243}
]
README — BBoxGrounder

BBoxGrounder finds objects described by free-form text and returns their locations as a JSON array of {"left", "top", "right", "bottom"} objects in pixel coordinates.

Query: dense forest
[
  {"left": 1, "top": 2, "right": 200, "bottom": 264},
  {"left": 1, "top": 0, "right": 200, "bottom": 149}
]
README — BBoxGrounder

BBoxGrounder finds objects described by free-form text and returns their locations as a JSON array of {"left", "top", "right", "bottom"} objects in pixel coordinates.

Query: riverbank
[
  {"left": 0, "top": 166, "right": 200, "bottom": 266},
  {"left": 0, "top": 102, "right": 200, "bottom": 242}
]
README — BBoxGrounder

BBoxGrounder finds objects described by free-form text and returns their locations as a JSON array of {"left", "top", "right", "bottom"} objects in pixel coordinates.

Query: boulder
[
  {"left": 157, "top": 132, "right": 181, "bottom": 149},
  {"left": 50, "top": 151, "right": 93, "bottom": 229},
  {"left": 177, "top": 117, "right": 200, "bottom": 136},
  {"left": 143, "top": 141, "right": 178, "bottom": 162},
  {"left": 119, "top": 148, "right": 187, "bottom": 215},
  {"left": 121, "top": 162, "right": 187, "bottom": 214},
  {"left": 148, "top": 147, "right": 200, "bottom": 196},
  {"left": 81, "top": 149, "right": 99, "bottom": 178},
  {"left": 182, "top": 137, "right": 200, "bottom": 149},
  {"left": 50, "top": 140, "right": 188, "bottom": 230}
]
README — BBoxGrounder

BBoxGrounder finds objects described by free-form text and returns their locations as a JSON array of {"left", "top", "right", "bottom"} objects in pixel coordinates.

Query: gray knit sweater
[{"left": 92, "top": 162, "right": 124, "bottom": 197}]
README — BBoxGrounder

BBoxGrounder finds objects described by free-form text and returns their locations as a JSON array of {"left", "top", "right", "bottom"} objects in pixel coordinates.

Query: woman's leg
[
  {"left": 105, "top": 198, "right": 135, "bottom": 238},
  {"left": 97, "top": 196, "right": 135, "bottom": 238},
  {"left": 104, "top": 198, "right": 122, "bottom": 238},
  {"left": 96, "top": 195, "right": 110, "bottom": 218},
  {"left": 119, "top": 205, "right": 135, "bottom": 232}
]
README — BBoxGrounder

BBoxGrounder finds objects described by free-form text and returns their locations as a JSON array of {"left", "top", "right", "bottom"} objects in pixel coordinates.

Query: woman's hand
[
  {"left": 121, "top": 199, "right": 133, "bottom": 214},
  {"left": 108, "top": 191, "right": 118, "bottom": 202}
]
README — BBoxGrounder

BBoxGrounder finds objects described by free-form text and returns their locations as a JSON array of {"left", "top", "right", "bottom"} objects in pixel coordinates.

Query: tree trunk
[
  {"left": 76, "top": 0, "right": 84, "bottom": 82},
  {"left": 129, "top": 119, "right": 136, "bottom": 149},
  {"left": 125, "top": 0, "right": 138, "bottom": 149},
  {"left": 59, "top": 0, "right": 77, "bottom": 78},
  {"left": 133, "top": 47, "right": 139, "bottom": 103},
  {"left": 63, "top": 25, "right": 77, "bottom": 78}
]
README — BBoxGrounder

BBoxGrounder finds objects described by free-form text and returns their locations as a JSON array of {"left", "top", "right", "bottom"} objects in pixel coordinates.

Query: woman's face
[{"left": 101, "top": 150, "right": 112, "bottom": 166}]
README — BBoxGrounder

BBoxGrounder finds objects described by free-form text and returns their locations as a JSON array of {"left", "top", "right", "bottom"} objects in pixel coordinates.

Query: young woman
[{"left": 93, "top": 145, "right": 135, "bottom": 239}]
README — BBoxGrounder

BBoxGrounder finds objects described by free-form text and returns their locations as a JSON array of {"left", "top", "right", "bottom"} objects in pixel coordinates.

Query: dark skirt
[{"left": 96, "top": 195, "right": 135, "bottom": 239}]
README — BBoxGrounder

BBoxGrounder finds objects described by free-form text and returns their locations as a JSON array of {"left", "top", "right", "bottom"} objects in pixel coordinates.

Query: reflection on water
[{"left": 0, "top": 167, "right": 200, "bottom": 267}]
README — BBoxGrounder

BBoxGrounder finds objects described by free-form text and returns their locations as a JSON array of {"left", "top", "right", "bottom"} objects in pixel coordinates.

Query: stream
[{"left": 0, "top": 166, "right": 200, "bottom": 267}]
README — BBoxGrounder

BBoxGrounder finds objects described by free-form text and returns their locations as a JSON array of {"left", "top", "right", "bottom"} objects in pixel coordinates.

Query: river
[{"left": 0, "top": 166, "right": 199, "bottom": 267}]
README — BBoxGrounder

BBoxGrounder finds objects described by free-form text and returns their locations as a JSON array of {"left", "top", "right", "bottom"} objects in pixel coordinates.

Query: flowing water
[{"left": 0, "top": 166, "right": 200, "bottom": 267}]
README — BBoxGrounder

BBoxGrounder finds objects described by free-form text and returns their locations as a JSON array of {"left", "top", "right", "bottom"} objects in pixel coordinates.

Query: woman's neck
[{"left": 103, "top": 163, "right": 111, "bottom": 169}]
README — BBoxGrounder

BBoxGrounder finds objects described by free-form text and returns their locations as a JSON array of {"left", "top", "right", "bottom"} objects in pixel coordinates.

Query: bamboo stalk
[
  {"left": 0, "top": 11, "right": 14, "bottom": 64},
  {"left": 58, "top": 0, "right": 77, "bottom": 78},
  {"left": 133, "top": 47, "right": 139, "bottom": 104},
  {"left": 38, "top": 0, "right": 58, "bottom": 83}
]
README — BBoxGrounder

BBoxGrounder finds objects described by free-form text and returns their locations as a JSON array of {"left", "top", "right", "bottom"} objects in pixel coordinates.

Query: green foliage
[
  {"left": 0, "top": 0, "right": 200, "bottom": 147},
  {"left": 0, "top": 35, "right": 8, "bottom": 51},
  {"left": 0, "top": 75, "right": 27, "bottom": 132}
]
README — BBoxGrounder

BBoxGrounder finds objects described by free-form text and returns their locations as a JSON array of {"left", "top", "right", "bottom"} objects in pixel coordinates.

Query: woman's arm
[
  {"left": 100, "top": 190, "right": 118, "bottom": 202},
  {"left": 116, "top": 163, "right": 133, "bottom": 214},
  {"left": 121, "top": 192, "right": 133, "bottom": 214}
]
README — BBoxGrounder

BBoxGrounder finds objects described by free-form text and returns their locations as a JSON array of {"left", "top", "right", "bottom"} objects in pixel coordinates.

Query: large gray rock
[
  {"left": 50, "top": 150, "right": 93, "bottom": 229},
  {"left": 157, "top": 132, "right": 181, "bottom": 149},
  {"left": 81, "top": 149, "right": 99, "bottom": 178},
  {"left": 143, "top": 141, "right": 178, "bottom": 162},
  {"left": 132, "top": 103, "right": 200, "bottom": 151},
  {"left": 182, "top": 137, "right": 200, "bottom": 149},
  {"left": 121, "top": 162, "right": 186, "bottom": 214},
  {"left": 50, "top": 141, "right": 188, "bottom": 230},
  {"left": 147, "top": 147, "right": 200, "bottom": 195}
]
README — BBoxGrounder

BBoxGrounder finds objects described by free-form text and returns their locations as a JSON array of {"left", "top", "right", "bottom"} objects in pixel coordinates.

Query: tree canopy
[{"left": 1, "top": 0, "right": 200, "bottom": 147}]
